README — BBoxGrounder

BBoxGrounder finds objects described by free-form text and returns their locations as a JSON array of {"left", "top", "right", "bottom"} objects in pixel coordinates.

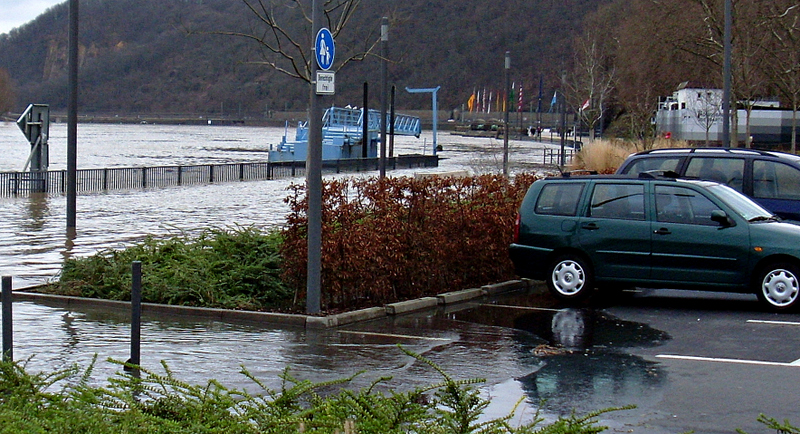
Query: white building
[{"left": 655, "top": 82, "right": 796, "bottom": 146}]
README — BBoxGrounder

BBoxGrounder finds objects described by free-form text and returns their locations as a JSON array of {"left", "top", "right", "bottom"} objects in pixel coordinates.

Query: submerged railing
[{"left": 0, "top": 155, "right": 439, "bottom": 197}]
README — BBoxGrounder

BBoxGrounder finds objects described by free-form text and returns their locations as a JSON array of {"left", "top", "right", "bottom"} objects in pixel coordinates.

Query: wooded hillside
[
  {"left": 0, "top": 0, "right": 610, "bottom": 117},
  {"left": 0, "top": 0, "right": 797, "bottom": 144}
]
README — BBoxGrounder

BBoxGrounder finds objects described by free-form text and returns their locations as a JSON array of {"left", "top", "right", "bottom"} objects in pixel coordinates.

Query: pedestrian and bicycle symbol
[{"left": 315, "top": 28, "right": 335, "bottom": 71}]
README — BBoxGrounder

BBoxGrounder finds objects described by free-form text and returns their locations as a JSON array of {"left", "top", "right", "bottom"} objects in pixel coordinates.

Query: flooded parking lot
[{"left": 7, "top": 285, "right": 799, "bottom": 433}]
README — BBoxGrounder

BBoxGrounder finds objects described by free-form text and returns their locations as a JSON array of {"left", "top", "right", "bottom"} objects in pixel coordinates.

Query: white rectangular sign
[{"left": 316, "top": 71, "right": 335, "bottom": 95}]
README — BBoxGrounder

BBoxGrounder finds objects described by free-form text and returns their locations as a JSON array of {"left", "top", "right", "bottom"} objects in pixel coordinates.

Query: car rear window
[
  {"left": 753, "top": 160, "right": 800, "bottom": 200},
  {"left": 621, "top": 157, "right": 682, "bottom": 175},
  {"left": 685, "top": 157, "right": 745, "bottom": 192},
  {"left": 535, "top": 183, "right": 584, "bottom": 216}
]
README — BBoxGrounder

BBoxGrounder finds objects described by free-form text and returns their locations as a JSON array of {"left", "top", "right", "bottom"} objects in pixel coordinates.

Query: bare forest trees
[
  {"left": 565, "top": 29, "right": 615, "bottom": 142},
  {"left": 0, "top": 68, "right": 14, "bottom": 115},
  {"left": 764, "top": 2, "right": 800, "bottom": 152},
  {"left": 189, "top": 0, "right": 381, "bottom": 84},
  {"left": 645, "top": 0, "right": 799, "bottom": 148},
  {"left": 580, "top": 1, "right": 692, "bottom": 149}
]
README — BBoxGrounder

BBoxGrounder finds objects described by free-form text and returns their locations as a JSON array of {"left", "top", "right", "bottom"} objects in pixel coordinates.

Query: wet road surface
[{"left": 7, "top": 285, "right": 800, "bottom": 433}]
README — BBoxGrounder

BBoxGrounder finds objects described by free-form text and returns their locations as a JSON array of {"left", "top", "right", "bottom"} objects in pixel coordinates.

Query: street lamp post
[
  {"left": 503, "top": 51, "right": 510, "bottom": 176},
  {"left": 379, "top": 17, "right": 388, "bottom": 178},
  {"left": 306, "top": 0, "right": 323, "bottom": 314}
]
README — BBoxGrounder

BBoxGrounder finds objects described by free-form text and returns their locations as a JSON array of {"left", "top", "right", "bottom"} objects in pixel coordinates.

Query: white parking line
[
  {"left": 747, "top": 319, "right": 800, "bottom": 326},
  {"left": 656, "top": 354, "right": 800, "bottom": 367},
  {"left": 479, "top": 304, "right": 562, "bottom": 312},
  {"left": 337, "top": 330, "right": 450, "bottom": 341}
]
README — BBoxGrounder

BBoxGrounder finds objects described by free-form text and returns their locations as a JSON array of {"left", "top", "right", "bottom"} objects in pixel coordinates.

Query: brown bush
[{"left": 281, "top": 173, "right": 539, "bottom": 311}]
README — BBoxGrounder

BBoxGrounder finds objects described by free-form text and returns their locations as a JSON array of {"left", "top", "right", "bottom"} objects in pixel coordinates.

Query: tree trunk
[
  {"left": 792, "top": 101, "right": 797, "bottom": 154},
  {"left": 745, "top": 105, "right": 753, "bottom": 149}
]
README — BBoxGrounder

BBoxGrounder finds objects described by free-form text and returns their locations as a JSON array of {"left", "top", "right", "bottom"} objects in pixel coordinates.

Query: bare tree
[
  {"left": 665, "top": 0, "right": 775, "bottom": 148},
  {"left": 565, "top": 29, "right": 615, "bottom": 142},
  {"left": 605, "top": 0, "right": 690, "bottom": 149},
  {"left": 687, "top": 88, "right": 723, "bottom": 146},
  {"left": 185, "top": 0, "right": 383, "bottom": 84},
  {"left": 764, "top": 2, "right": 800, "bottom": 152}
]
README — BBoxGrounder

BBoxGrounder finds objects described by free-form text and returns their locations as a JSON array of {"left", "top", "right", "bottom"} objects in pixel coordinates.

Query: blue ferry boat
[{"left": 269, "top": 106, "right": 422, "bottom": 162}]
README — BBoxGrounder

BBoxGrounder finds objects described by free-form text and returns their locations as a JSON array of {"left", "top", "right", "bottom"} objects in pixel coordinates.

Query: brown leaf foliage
[{"left": 281, "top": 173, "right": 539, "bottom": 311}]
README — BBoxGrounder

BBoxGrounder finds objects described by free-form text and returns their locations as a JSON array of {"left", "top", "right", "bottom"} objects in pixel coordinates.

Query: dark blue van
[{"left": 616, "top": 148, "right": 800, "bottom": 221}]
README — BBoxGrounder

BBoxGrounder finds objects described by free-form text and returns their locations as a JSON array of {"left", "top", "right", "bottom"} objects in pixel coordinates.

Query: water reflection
[
  {"left": 23, "top": 193, "right": 50, "bottom": 232},
  {"left": 450, "top": 304, "right": 670, "bottom": 415}
]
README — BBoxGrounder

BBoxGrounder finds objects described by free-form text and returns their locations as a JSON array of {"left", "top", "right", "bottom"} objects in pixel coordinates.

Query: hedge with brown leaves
[{"left": 281, "top": 173, "right": 539, "bottom": 311}]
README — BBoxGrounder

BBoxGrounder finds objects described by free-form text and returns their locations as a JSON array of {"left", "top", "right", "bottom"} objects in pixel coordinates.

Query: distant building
[{"left": 655, "top": 82, "right": 797, "bottom": 146}]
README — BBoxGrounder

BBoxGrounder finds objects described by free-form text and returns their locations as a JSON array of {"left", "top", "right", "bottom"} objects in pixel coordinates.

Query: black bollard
[
  {"left": 2, "top": 276, "right": 12, "bottom": 362},
  {"left": 125, "top": 261, "right": 141, "bottom": 373}
]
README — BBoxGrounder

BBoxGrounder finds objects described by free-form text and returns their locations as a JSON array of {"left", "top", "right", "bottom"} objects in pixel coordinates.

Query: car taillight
[{"left": 513, "top": 212, "right": 521, "bottom": 243}]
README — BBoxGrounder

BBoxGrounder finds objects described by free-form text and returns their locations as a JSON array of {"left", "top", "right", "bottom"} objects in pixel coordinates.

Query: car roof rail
[
  {"left": 561, "top": 169, "right": 598, "bottom": 177},
  {"left": 638, "top": 170, "right": 680, "bottom": 179},
  {"left": 636, "top": 147, "right": 793, "bottom": 158}
]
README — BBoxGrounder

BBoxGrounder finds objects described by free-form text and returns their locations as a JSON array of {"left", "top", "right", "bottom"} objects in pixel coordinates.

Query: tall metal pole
[
  {"left": 537, "top": 74, "right": 543, "bottom": 139},
  {"left": 722, "top": 0, "right": 732, "bottom": 148},
  {"left": 503, "top": 51, "right": 510, "bottom": 176},
  {"left": 560, "top": 72, "right": 567, "bottom": 166},
  {"left": 362, "top": 82, "right": 368, "bottom": 158},
  {"left": 379, "top": 17, "right": 388, "bottom": 178},
  {"left": 306, "top": 0, "right": 323, "bottom": 314},
  {"left": 2, "top": 276, "right": 11, "bottom": 362},
  {"left": 67, "top": 0, "right": 79, "bottom": 234},
  {"left": 129, "top": 261, "right": 141, "bottom": 373}
]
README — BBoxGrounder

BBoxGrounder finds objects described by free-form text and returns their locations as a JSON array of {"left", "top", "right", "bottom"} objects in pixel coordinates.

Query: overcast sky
[{"left": 0, "top": 0, "right": 63, "bottom": 35}]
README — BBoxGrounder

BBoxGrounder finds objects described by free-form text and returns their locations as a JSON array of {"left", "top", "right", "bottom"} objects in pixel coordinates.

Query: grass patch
[{"left": 573, "top": 138, "right": 691, "bottom": 173}]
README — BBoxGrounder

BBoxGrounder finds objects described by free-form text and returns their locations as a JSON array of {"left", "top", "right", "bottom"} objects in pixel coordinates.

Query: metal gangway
[{"left": 297, "top": 107, "right": 421, "bottom": 142}]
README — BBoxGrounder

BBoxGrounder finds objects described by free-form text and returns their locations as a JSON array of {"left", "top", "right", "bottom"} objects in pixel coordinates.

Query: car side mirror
[{"left": 710, "top": 209, "right": 735, "bottom": 227}]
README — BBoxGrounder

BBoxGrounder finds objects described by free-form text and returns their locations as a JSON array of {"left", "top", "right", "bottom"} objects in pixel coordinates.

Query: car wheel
[
  {"left": 755, "top": 262, "right": 800, "bottom": 312},
  {"left": 547, "top": 255, "right": 594, "bottom": 301}
]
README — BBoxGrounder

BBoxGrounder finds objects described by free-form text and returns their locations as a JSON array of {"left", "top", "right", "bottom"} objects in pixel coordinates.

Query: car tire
[
  {"left": 547, "top": 254, "right": 594, "bottom": 301},
  {"left": 755, "top": 262, "right": 800, "bottom": 312}
]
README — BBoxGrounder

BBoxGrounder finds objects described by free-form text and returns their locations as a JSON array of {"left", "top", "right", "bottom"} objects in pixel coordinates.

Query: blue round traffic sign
[{"left": 315, "top": 28, "right": 335, "bottom": 71}]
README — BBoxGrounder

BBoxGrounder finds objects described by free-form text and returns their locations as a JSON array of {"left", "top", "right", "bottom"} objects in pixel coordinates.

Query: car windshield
[{"left": 703, "top": 183, "right": 775, "bottom": 221}]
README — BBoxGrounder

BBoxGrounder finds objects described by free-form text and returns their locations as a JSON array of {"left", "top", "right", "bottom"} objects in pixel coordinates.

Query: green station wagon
[{"left": 509, "top": 173, "right": 800, "bottom": 311}]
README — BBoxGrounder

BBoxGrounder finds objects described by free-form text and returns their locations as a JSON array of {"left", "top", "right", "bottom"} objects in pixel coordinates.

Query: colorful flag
[
  {"left": 467, "top": 92, "right": 476, "bottom": 112},
  {"left": 580, "top": 98, "right": 590, "bottom": 111},
  {"left": 509, "top": 82, "right": 515, "bottom": 113},
  {"left": 549, "top": 91, "right": 558, "bottom": 112}
]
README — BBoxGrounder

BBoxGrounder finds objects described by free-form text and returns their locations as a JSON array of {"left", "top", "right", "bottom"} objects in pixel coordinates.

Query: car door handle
[
  {"left": 654, "top": 228, "right": 671, "bottom": 235},
  {"left": 581, "top": 222, "right": 599, "bottom": 230}
]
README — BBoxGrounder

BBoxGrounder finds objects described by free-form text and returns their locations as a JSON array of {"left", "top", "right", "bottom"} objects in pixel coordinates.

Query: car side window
[
  {"left": 655, "top": 185, "right": 720, "bottom": 226},
  {"left": 685, "top": 157, "right": 745, "bottom": 192},
  {"left": 589, "top": 183, "right": 645, "bottom": 220},
  {"left": 753, "top": 160, "right": 800, "bottom": 200},
  {"left": 622, "top": 157, "right": 682, "bottom": 175},
  {"left": 535, "top": 183, "right": 584, "bottom": 216}
]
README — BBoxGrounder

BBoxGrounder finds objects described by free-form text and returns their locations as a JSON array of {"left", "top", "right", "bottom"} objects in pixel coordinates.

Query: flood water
[
  {"left": 0, "top": 121, "right": 641, "bottom": 425},
  {"left": 1, "top": 121, "right": 564, "bottom": 287}
]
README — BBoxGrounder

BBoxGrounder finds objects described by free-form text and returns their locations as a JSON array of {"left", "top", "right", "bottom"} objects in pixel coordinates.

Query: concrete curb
[{"left": 12, "top": 279, "right": 539, "bottom": 329}]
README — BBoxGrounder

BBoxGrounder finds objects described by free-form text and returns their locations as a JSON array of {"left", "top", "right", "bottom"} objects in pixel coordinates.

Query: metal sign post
[
  {"left": 16, "top": 104, "right": 50, "bottom": 173},
  {"left": 405, "top": 86, "right": 441, "bottom": 156}
]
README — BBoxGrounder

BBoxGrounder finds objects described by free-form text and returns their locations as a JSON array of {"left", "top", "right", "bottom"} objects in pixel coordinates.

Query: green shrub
[
  {"left": 0, "top": 348, "right": 629, "bottom": 434},
  {"left": 50, "top": 226, "right": 292, "bottom": 311}
]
